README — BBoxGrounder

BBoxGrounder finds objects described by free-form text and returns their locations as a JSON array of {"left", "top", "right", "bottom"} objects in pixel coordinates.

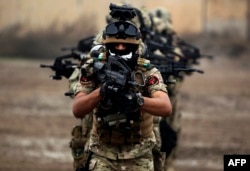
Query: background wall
[
  {"left": 0, "top": 0, "right": 248, "bottom": 35},
  {"left": 205, "top": 0, "right": 248, "bottom": 38},
  {"left": 0, "top": 0, "right": 249, "bottom": 58}
]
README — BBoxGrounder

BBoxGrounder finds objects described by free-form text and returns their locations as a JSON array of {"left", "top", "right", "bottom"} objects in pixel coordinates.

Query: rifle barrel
[{"left": 40, "top": 64, "right": 52, "bottom": 68}]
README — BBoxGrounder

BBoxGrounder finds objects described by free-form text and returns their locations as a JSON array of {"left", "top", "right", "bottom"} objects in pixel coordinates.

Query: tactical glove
[
  {"left": 118, "top": 90, "right": 144, "bottom": 114},
  {"left": 99, "top": 81, "right": 121, "bottom": 109},
  {"left": 100, "top": 81, "right": 121, "bottom": 99}
]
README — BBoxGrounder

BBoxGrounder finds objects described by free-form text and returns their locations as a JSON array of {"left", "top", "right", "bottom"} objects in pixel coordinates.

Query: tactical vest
[
  {"left": 80, "top": 54, "right": 166, "bottom": 145},
  {"left": 91, "top": 56, "right": 155, "bottom": 145}
]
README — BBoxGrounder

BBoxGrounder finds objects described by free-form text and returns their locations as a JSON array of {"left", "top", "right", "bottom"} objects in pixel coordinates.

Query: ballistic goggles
[{"left": 103, "top": 21, "right": 141, "bottom": 40}]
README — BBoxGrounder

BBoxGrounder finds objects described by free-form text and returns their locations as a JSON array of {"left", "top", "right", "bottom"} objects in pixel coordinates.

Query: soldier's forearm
[
  {"left": 72, "top": 88, "right": 101, "bottom": 118},
  {"left": 141, "top": 91, "right": 172, "bottom": 117}
]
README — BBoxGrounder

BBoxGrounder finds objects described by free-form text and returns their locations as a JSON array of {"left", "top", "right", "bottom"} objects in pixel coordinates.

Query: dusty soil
[{"left": 0, "top": 37, "right": 250, "bottom": 171}]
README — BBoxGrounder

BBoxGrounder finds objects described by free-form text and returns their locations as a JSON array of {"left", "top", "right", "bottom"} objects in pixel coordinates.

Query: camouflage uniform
[
  {"left": 95, "top": 5, "right": 168, "bottom": 171},
  {"left": 69, "top": 4, "right": 173, "bottom": 171},
  {"left": 68, "top": 66, "right": 94, "bottom": 170},
  {"left": 149, "top": 7, "right": 182, "bottom": 171},
  {"left": 76, "top": 58, "right": 168, "bottom": 171},
  {"left": 72, "top": 5, "right": 171, "bottom": 169}
]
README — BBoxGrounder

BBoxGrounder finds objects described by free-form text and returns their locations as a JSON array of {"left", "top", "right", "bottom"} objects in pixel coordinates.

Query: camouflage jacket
[{"left": 74, "top": 57, "right": 168, "bottom": 160}]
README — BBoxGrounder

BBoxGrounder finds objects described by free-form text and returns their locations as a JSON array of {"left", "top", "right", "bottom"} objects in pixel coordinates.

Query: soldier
[
  {"left": 94, "top": 4, "right": 171, "bottom": 171},
  {"left": 72, "top": 6, "right": 172, "bottom": 171},
  {"left": 68, "top": 66, "right": 94, "bottom": 171},
  {"left": 149, "top": 7, "right": 183, "bottom": 171}
]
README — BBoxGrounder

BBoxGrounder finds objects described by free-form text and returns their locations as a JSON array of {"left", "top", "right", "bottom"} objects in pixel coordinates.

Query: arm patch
[{"left": 146, "top": 75, "right": 159, "bottom": 88}]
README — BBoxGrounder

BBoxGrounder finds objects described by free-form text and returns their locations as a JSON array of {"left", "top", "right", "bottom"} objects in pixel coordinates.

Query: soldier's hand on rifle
[
  {"left": 118, "top": 90, "right": 143, "bottom": 114},
  {"left": 100, "top": 81, "right": 121, "bottom": 99}
]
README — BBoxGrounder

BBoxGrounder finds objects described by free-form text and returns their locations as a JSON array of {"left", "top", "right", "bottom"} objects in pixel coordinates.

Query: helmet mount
[{"left": 103, "top": 3, "right": 141, "bottom": 45}]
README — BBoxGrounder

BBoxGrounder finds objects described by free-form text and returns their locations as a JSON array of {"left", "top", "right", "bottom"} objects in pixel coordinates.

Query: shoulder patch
[
  {"left": 80, "top": 76, "right": 93, "bottom": 85},
  {"left": 146, "top": 75, "right": 159, "bottom": 87}
]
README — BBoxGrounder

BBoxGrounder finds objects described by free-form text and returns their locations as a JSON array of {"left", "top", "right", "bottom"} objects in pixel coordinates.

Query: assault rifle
[
  {"left": 91, "top": 54, "right": 145, "bottom": 123},
  {"left": 149, "top": 52, "right": 204, "bottom": 83},
  {"left": 136, "top": 7, "right": 213, "bottom": 67},
  {"left": 40, "top": 36, "right": 95, "bottom": 80},
  {"left": 92, "top": 53, "right": 145, "bottom": 88},
  {"left": 40, "top": 50, "right": 88, "bottom": 80},
  {"left": 146, "top": 40, "right": 179, "bottom": 58},
  {"left": 176, "top": 37, "right": 213, "bottom": 65},
  {"left": 145, "top": 40, "right": 204, "bottom": 82}
]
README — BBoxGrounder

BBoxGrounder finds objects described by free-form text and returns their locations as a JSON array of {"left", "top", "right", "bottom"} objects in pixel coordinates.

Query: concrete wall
[
  {"left": 0, "top": 0, "right": 203, "bottom": 34},
  {"left": 0, "top": 0, "right": 248, "bottom": 37},
  {"left": 205, "top": 0, "right": 248, "bottom": 37}
]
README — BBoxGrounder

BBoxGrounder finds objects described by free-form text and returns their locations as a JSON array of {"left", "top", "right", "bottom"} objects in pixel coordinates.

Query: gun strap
[{"left": 85, "top": 151, "right": 93, "bottom": 170}]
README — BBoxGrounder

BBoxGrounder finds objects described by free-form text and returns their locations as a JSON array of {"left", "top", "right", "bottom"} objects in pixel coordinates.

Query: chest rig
[{"left": 91, "top": 55, "right": 153, "bottom": 145}]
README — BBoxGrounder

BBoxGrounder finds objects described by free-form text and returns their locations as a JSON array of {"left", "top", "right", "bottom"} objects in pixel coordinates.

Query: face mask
[{"left": 109, "top": 50, "right": 132, "bottom": 61}]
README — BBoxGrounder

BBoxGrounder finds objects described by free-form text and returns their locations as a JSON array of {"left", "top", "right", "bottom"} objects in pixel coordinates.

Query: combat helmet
[
  {"left": 102, "top": 20, "right": 141, "bottom": 45},
  {"left": 102, "top": 3, "right": 145, "bottom": 69},
  {"left": 149, "top": 7, "right": 175, "bottom": 35},
  {"left": 102, "top": 3, "right": 141, "bottom": 45}
]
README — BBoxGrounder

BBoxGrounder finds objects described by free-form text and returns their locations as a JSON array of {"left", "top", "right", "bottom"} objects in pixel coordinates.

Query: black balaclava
[{"left": 106, "top": 43, "right": 139, "bottom": 70}]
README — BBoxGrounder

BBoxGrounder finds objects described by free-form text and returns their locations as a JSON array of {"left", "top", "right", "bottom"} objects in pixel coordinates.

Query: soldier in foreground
[
  {"left": 72, "top": 5, "right": 172, "bottom": 171},
  {"left": 41, "top": 3, "right": 208, "bottom": 171}
]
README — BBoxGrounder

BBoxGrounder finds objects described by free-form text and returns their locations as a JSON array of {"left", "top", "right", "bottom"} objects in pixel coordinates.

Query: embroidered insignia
[
  {"left": 80, "top": 76, "right": 93, "bottom": 85},
  {"left": 80, "top": 76, "right": 89, "bottom": 82},
  {"left": 146, "top": 75, "right": 159, "bottom": 87}
]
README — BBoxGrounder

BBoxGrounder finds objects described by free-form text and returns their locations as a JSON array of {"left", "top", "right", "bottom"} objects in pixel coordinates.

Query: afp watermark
[{"left": 224, "top": 155, "right": 250, "bottom": 171}]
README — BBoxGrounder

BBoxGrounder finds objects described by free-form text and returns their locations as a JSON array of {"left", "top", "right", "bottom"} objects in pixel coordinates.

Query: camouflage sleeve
[
  {"left": 73, "top": 76, "right": 95, "bottom": 96},
  {"left": 68, "top": 67, "right": 96, "bottom": 97},
  {"left": 68, "top": 57, "right": 96, "bottom": 97},
  {"left": 68, "top": 68, "right": 81, "bottom": 97},
  {"left": 145, "top": 67, "right": 168, "bottom": 95}
]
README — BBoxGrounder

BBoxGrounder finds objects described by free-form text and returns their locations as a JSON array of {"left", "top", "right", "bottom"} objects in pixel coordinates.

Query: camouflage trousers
[
  {"left": 70, "top": 114, "right": 93, "bottom": 170},
  {"left": 88, "top": 151, "right": 154, "bottom": 171}
]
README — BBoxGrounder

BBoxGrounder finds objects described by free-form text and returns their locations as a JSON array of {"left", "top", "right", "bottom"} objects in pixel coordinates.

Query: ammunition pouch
[
  {"left": 98, "top": 121, "right": 142, "bottom": 145},
  {"left": 70, "top": 121, "right": 92, "bottom": 170},
  {"left": 159, "top": 118, "right": 177, "bottom": 158},
  {"left": 110, "top": 128, "right": 126, "bottom": 145},
  {"left": 95, "top": 104, "right": 143, "bottom": 145},
  {"left": 126, "top": 122, "right": 141, "bottom": 143}
]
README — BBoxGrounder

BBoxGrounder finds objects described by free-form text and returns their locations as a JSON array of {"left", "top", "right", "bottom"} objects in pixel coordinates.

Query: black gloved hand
[
  {"left": 100, "top": 81, "right": 121, "bottom": 99},
  {"left": 99, "top": 81, "right": 122, "bottom": 110},
  {"left": 118, "top": 90, "right": 143, "bottom": 114}
]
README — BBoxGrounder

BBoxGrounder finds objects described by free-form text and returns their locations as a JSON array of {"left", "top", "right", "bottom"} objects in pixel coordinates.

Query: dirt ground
[{"left": 0, "top": 37, "right": 250, "bottom": 171}]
